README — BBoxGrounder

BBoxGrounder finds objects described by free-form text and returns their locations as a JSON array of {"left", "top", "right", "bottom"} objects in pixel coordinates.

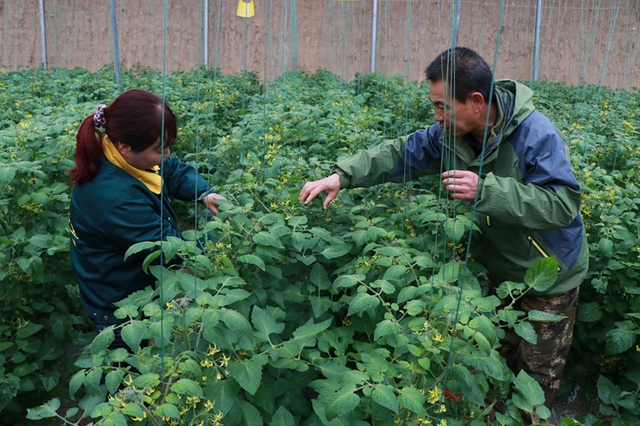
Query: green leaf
[
  {"left": 40, "top": 374, "right": 59, "bottom": 392},
  {"left": 92, "top": 402, "right": 113, "bottom": 418},
  {"left": 405, "top": 300, "right": 426, "bottom": 316},
  {"left": 310, "top": 262, "right": 331, "bottom": 290},
  {"left": 269, "top": 406, "right": 295, "bottom": 426},
  {"left": 536, "top": 405, "right": 551, "bottom": 420},
  {"left": 334, "top": 274, "right": 365, "bottom": 288},
  {"left": 398, "top": 387, "right": 425, "bottom": 417},
  {"left": 252, "top": 306, "right": 284, "bottom": 339},
  {"left": 372, "top": 385, "right": 399, "bottom": 413},
  {"left": 599, "top": 238, "right": 614, "bottom": 257},
  {"left": 512, "top": 370, "right": 545, "bottom": 413},
  {"left": 374, "top": 320, "right": 402, "bottom": 341},
  {"left": 474, "top": 332, "right": 492, "bottom": 355},
  {"left": 154, "top": 403, "right": 180, "bottom": 419},
  {"left": 397, "top": 286, "right": 418, "bottom": 304},
  {"left": 85, "top": 368, "right": 102, "bottom": 394},
  {"left": 348, "top": 293, "right": 380, "bottom": 317},
  {"left": 121, "top": 321, "right": 147, "bottom": 352},
  {"left": 605, "top": 321, "right": 638, "bottom": 355},
  {"left": 16, "top": 322, "right": 44, "bottom": 339},
  {"left": 527, "top": 310, "right": 566, "bottom": 322},
  {"left": 132, "top": 373, "right": 160, "bottom": 388},
  {"left": 449, "top": 365, "right": 485, "bottom": 406},
  {"left": 514, "top": 322, "right": 537, "bottom": 345},
  {"left": 92, "top": 327, "right": 115, "bottom": 355},
  {"left": 109, "top": 410, "right": 128, "bottom": 426},
  {"left": 371, "top": 279, "right": 395, "bottom": 295},
  {"left": 0, "top": 342, "right": 14, "bottom": 352},
  {"left": 577, "top": 302, "right": 603, "bottom": 322},
  {"left": 26, "top": 398, "right": 60, "bottom": 420},
  {"left": 383, "top": 265, "right": 407, "bottom": 282},
  {"left": 524, "top": 257, "right": 558, "bottom": 293},
  {"left": 222, "top": 309, "right": 253, "bottom": 336},
  {"left": 292, "top": 318, "right": 332, "bottom": 343},
  {"left": 226, "top": 360, "right": 262, "bottom": 395},
  {"left": 288, "top": 216, "right": 308, "bottom": 227},
  {"left": 321, "top": 244, "right": 352, "bottom": 259},
  {"left": 124, "top": 241, "right": 160, "bottom": 261},
  {"left": 253, "top": 232, "right": 284, "bottom": 249},
  {"left": 240, "top": 400, "right": 263, "bottom": 426},
  {"left": 205, "top": 380, "right": 239, "bottom": 415},
  {"left": 238, "top": 254, "right": 266, "bottom": 271},
  {"left": 171, "top": 379, "right": 205, "bottom": 398},
  {"left": 325, "top": 387, "right": 360, "bottom": 421},
  {"left": 290, "top": 232, "right": 307, "bottom": 252},
  {"left": 469, "top": 315, "right": 497, "bottom": 347},
  {"left": 105, "top": 370, "right": 126, "bottom": 395},
  {"left": 121, "top": 403, "right": 145, "bottom": 418},
  {"left": 178, "top": 359, "right": 202, "bottom": 378},
  {"left": 462, "top": 352, "right": 504, "bottom": 380},
  {"left": 0, "top": 166, "right": 16, "bottom": 185},
  {"left": 69, "top": 370, "right": 85, "bottom": 398},
  {"left": 29, "top": 234, "right": 53, "bottom": 248}
]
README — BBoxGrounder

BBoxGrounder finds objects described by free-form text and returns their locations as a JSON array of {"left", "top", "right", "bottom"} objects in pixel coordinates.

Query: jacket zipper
[{"left": 528, "top": 235, "right": 561, "bottom": 272}]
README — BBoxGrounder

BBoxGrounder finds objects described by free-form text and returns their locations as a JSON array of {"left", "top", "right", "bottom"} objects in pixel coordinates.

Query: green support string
[
  {"left": 438, "top": 1, "right": 507, "bottom": 421},
  {"left": 579, "top": 0, "right": 623, "bottom": 178},
  {"left": 159, "top": 0, "right": 170, "bottom": 391},
  {"left": 190, "top": 0, "right": 205, "bottom": 309}
]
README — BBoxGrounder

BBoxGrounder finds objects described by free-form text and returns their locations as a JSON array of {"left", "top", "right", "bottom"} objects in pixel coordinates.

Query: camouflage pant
[{"left": 497, "top": 286, "right": 580, "bottom": 407}]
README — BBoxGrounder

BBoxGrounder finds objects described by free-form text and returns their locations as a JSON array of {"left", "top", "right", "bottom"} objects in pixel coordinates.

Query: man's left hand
[{"left": 442, "top": 170, "right": 479, "bottom": 202}]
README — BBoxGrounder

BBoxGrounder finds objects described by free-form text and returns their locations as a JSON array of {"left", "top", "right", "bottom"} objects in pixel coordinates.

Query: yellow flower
[
  {"left": 131, "top": 410, "right": 147, "bottom": 421},
  {"left": 427, "top": 385, "right": 441, "bottom": 404},
  {"left": 206, "top": 343, "right": 220, "bottom": 356},
  {"left": 124, "top": 374, "right": 133, "bottom": 386},
  {"left": 219, "top": 353, "right": 231, "bottom": 368},
  {"left": 186, "top": 396, "right": 201, "bottom": 405},
  {"left": 435, "top": 404, "right": 446, "bottom": 413}
]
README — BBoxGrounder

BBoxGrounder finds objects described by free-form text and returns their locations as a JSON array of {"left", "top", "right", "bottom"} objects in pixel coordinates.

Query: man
[{"left": 298, "top": 47, "right": 588, "bottom": 410}]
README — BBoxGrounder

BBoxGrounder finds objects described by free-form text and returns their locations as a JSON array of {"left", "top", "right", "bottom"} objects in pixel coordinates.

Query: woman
[{"left": 68, "top": 89, "right": 223, "bottom": 340}]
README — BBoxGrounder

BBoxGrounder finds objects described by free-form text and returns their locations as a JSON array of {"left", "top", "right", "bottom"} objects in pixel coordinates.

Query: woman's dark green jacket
[{"left": 69, "top": 156, "right": 209, "bottom": 325}]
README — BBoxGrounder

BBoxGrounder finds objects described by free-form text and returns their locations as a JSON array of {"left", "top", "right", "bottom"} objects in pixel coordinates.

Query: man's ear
[{"left": 469, "top": 92, "right": 485, "bottom": 113}]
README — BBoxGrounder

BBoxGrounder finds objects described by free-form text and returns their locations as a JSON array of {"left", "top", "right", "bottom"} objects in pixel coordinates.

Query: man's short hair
[{"left": 425, "top": 47, "right": 493, "bottom": 103}]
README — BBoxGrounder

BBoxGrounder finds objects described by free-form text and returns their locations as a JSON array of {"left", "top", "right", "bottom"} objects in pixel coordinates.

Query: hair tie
[{"left": 93, "top": 104, "right": 107, "bottom": 128}]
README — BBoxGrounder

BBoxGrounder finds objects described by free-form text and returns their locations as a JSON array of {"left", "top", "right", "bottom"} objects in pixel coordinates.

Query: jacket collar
[{"left": 102, "top": 136, "right": 163, "bottom": 194}]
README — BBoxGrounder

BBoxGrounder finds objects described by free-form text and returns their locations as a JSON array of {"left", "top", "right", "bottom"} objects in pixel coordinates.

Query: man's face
[{"left": 428, "top": 80, "right": 477, "bottom": 137}]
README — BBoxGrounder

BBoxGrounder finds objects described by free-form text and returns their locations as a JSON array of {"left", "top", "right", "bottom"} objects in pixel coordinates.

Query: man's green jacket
[
  {"left": 70, "top": 156, "right": 209, "bottom": 325},
  {"left": 333, "top": 80, "right": 588, "bottom": 296}
]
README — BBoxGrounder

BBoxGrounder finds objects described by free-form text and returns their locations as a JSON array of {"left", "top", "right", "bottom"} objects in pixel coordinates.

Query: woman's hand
[{"left": 202, "top": 193, "right": 228, "bottom": 216}]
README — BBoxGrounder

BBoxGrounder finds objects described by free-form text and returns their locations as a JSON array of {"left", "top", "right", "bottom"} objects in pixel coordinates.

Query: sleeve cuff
[{"left": 331, "top": 165, "right": 351, "bottom": 189}]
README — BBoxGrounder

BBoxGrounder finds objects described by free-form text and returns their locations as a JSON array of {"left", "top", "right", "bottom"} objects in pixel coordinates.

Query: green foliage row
[{"left": 0, "top": 66, "right": 639, "bottom": 425}]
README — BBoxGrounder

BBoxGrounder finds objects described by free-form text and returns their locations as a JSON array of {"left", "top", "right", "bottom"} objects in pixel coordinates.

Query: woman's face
[{"left": 120, "top": 137, "right": 171, "bottom": 170}]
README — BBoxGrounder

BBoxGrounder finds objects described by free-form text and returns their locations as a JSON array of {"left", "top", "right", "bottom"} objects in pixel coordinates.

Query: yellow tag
[{"left": 237, "top": 1, "right": 255, "bottom": 17}]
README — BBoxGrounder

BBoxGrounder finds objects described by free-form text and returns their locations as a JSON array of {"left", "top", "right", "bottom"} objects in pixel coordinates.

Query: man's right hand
[{"left": 299, "top": 173, "right": 342, "bottom": 210}]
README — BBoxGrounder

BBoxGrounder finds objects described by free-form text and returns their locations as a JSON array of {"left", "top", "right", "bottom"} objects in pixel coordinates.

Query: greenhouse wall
[{"left": 0, "top": 0, "right": 638, "bottom": 89}]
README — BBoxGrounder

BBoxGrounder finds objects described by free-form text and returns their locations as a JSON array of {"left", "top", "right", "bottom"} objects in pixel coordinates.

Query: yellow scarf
[{"left": 102, "top": 136, "right": 163, "bottom": 194}]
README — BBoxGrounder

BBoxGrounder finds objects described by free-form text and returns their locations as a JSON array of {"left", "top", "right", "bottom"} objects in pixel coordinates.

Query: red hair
[{"left": 68, "top": 89, "right": 177, "bottom": 185}]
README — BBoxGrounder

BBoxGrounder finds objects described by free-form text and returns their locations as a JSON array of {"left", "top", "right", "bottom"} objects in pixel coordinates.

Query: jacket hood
[{"left": 495, "top": 79, "right": 535, "bottom": 139}]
